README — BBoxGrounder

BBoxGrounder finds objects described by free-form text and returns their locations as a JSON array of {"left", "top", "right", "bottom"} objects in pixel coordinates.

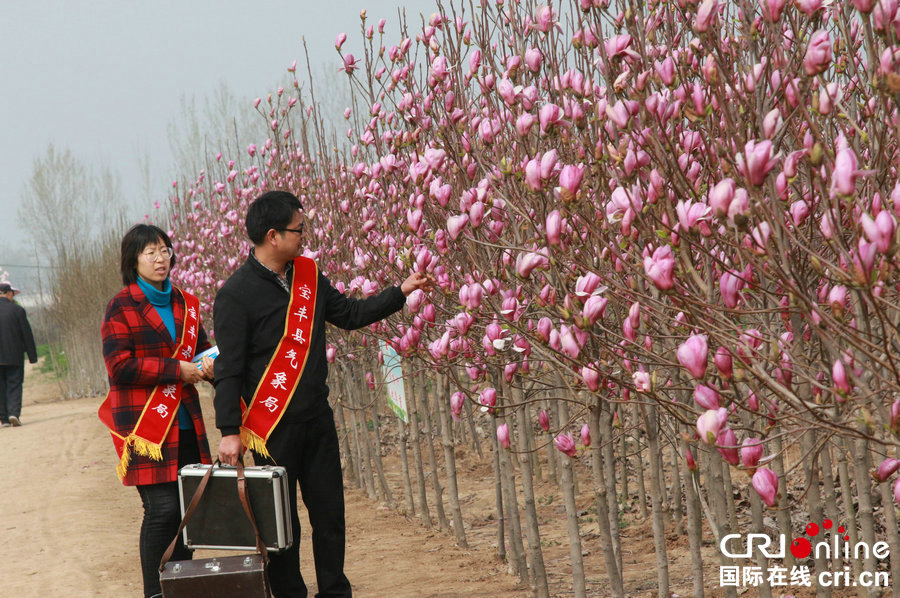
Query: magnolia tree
[{"left": 166, "top": 0, "right": 900, "bottom": 596}]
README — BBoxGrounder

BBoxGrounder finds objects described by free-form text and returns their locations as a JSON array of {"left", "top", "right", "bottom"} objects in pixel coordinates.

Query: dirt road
[{"left": 0, "top": 366, "right": 525, "bottom": 597}]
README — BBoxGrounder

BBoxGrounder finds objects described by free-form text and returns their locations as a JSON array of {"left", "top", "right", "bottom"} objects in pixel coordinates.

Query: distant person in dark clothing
[{"left": 0, "top": 281, "right": 38, "bottom": 427}]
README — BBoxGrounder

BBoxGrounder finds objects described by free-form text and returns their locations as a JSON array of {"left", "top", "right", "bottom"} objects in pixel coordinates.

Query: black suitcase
[
  {"left": 160, "top": 460, "right": 273, "bottom": 597},
  {"left": 160, "top": 554, "right": 269, "bottom": 598},
  {"left": 177, "top": 463, "right": 292, "bottom": 552}
]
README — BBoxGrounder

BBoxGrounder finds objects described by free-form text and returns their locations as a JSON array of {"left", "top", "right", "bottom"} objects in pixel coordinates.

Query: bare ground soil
[{"left": 1, "top": 365, "right": 884, "bottom": 597}]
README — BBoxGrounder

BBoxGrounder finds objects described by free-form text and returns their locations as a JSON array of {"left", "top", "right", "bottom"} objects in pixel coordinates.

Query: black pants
[
  {"left": 0, "top": 364, "right": 24, "bottom": 424},
  {"left": 136, "top": 429, "right": 201, "bottom": 598},
  {"left": 253, "top": 408, "right": 351, "bottom": 598}
]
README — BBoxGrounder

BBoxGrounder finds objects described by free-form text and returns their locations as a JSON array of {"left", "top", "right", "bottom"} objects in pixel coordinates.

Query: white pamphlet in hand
[{"left": 192, "top": 346, "right": 219, "bottom": 370}]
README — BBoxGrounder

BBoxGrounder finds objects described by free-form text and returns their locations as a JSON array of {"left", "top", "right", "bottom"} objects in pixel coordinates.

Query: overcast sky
[{"left": 0, "top": 0, "right": 420, "bottom": 280}]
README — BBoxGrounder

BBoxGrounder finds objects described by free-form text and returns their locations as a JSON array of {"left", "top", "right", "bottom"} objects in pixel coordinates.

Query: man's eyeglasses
[
  {"left": 140, "top": 247, "right": 174, "bottom": 261},
  {"left": 279, "top": 223, "right": 305, "bottom": 235}
]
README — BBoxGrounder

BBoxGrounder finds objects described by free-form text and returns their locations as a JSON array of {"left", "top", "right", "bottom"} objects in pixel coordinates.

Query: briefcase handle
[{"left": 159, "top": 459, "right": 269, "bottom": 573}]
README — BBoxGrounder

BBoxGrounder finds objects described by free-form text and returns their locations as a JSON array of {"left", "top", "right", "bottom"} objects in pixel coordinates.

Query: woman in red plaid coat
[{"left": 100, "top": 224, "right": 215, "bottom": 598}]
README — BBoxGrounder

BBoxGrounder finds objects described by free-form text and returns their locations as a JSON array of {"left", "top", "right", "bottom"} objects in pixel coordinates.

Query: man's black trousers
[
  {"left": 0, "top": 364, "right": 24, "bottom": 424},
  {"left": 253, "top": 408, "right": 351, "bottom": 598}
]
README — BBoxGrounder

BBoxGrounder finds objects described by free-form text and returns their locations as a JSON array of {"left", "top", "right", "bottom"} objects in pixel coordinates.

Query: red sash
[
  {"left": 240, "top": 256, "right": 318, "bottom": 457},
  {"left": 98, "top": 288, "right": 201, "bottom": 480}
]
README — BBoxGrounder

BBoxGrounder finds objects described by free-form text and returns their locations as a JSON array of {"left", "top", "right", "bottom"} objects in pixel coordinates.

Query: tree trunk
[
  {"left": 512, "top": 386, "right": 549, "bottom": 597},
  {"left": 638, "top": 403, "right": 669, "bottom": 598},
  {"left": 414, "top": 372, "right": 449, "bottom": 531},
  {"left": 492, "top": 416, "right": 506, "bottom": 563},
  {"left": 589, "top": 400, "right": 625, "bottom": 597},
  {"left": 436, "top": 374, "right": 468, "bottom": 548},
  {"left": 398, "top": 418, "right": 415, "bottom": 517},
  {"left": 368, "top": 400, "right": 394, "bottom": 508},
  {"left": 332, "top": 375, "right": 356, "bottom": 486},
  {"left": 497, "top": 414, "right": 528, "bottom": 581},
  {"left": 601, "top": 403, "right": 623, "bottom": 576},
  {"left": 851, "top": 435, "right": 878, "bottom": 597},
  {"left": 405, "top": 372, "right": 432, "bottom": 528},
  {"left": 707, "top": 448, "right": 738, "bottom": 598},
  {"left": 680, "top": 438, "right": 705, "bottom": 598}
]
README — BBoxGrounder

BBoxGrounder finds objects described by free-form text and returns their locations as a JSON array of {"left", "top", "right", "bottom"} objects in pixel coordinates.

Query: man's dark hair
[
  {"left": 120, "top": 224, "right": 175, "bottom": 286},
  {"left": 245, "top": 191, "right": 304, "bottom": 245}
]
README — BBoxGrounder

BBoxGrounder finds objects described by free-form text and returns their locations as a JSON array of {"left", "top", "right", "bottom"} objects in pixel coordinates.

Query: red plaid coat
[{"left": 101, "top": 283, "right": 212, "bottom": 486}]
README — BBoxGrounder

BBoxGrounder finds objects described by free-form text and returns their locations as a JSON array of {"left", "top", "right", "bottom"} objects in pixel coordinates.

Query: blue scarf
[{"left": 136, "top": 277, "right": 193, "bottom": 430}]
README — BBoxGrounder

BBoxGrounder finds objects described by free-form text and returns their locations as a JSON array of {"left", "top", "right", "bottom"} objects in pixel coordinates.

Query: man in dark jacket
[
  {"left": 0, "top": 282, "right": 38, "bottom": 427},
  {"left": 214, "top": 191, "right": 433, "bottom": 598}
]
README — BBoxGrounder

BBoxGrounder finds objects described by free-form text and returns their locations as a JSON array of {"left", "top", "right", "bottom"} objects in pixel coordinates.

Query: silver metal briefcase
[{"left": 177, "top": 463, "right": 292, "bottom": 552}]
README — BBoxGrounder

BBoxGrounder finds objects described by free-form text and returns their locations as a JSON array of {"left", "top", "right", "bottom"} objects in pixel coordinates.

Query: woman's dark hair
[
  {"left": 245, "top": 190, "right": 303, "bottom": 244},
  {"left": 120, "top": 224, "right": 176, "bottom": 286}
]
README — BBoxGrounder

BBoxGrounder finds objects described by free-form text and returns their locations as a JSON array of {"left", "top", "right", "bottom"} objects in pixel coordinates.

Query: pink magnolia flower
[
  {"left": 643, "top": 245, "right": 676, "bottom": 290},
  {"left": 340, "top": 54, "right": 360, "bottom": 74},
  {"left": 678, "top": 334, "right": 709, "bottom": 379},
  {"left": 752, "top": 467, "right": 779, "bottom": 507},
  {"left": 450, "top": 392, "right": 465, "bottom": 421},
  {"left": 694, "top": 384, "right": 721, "bottom": 410},
  {"left": 335, "top": 32, "right": 347, "bottom": 49},
  {"left": 861, "top": 211, "right": 895, "bottom": 253},
  {"left": 697, "top": 408, "right": 728, "bottom": 444},
  {"left": 480, "top": 387, "right": 497, "bottom": 408},
  {"left": 515, "top": 113, "right": 536, "bottom": 136},
  {"left": 555, "top": 432, "right": 577, "bottom": 457},
  {"left": 539, "top": 409, "right": 550, "bottom": 432},
  {"left": 761, "top": 0, "right": 787, "bottom": 21},
  {"left": 525, "top": 48, "right": 542, "bottom": 72},
  {"left": 895, "top": 477, "right": 900, "bottom": 507},
  {"left": 851, "top": 0, "right": 875, "bottom": 11},
  {"left": 533, "top": 5, "right": 557, "bottom": 32},
  {"left": 686, "top": 448, "right": 698, "bottom": 472},
  {"left": 575, "top": 272, "right": 603, "bottom": 297},
  {"left": 720, "top": 270, "right": 744, "bottom": 309},
  {"left": 695, "top": 0, "right": 718, "bottom": 32},
  {"left": 582, "top": 364, "right": 601, "bottom": 392},
  {"left": 796, "top": 0, "right": 823, "bottom": 17},
  {"left": 741, "top": 438, "right": 764, "bottom": 471},
  {"left": 326, "top": 345, "right": 336, "bottom": 363},
  {"left": 446, "top": 214, "right": 469, "bottom": 240},
  {"left": 559, "top": 326, "right": 580, "bottom": 359},
  {"left": 739, "top": 140, "right": 779, "bottom": 186},
  {"left": 676, "top": 199, "right": 711, "bottom": 231},
  {"left": 874, "top": 458, "right": 900, "bottom": 483},
  {"left": 537, "top": 317, "right": 553, "bottom": 342},
  {"left": 516, "top": 251, "right": 549, "bottom": 278},
  {"left": 632, "top": 369, "right": 652, "bottom": 393},
  {"left": 580, "top": 424, "right": 591, "bottom": 447},
  {"left": 654, "top": 57, "right": 675, "bottom": 86},
  {"left": 828, "top": 285, "right": 848, "bottom": 316},
  {"left": 497, "top": 423, "right": 511, "bottom": 449},
  {"left": 539, "top": 103, "right": 563, "bottom": 134},
  {"left": 804, "top": 30, "right": 832, "bottom": 76},
  {"left": 709, "top": 178, "right": 736, "bottom": 217},
  {"left": 715, "top": 347, "right": 733, "bottom": 380},
  {"left": 524, "top": 158, "right": 543, "bottom": 191},
  {"left": 833, "top": 359, "right": 851, "bottom": 395},
  {"left": 546, "top": 210, "right": 562, "bottom": 245},
  {"left": 582, "top": 295, "right": 608, "bottom": 325},
  {"left": 831, "top": 146, "right": 863, "bottom": 196},
  {"left": 716, "top": 428, "right": 740, "bottom": 466},
  {"left": 558, "top": 164, "right": 585, "bottom": 199}
]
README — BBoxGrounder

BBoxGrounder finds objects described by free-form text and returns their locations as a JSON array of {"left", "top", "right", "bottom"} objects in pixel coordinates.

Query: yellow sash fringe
[
  {"left": 114, "top": 435, "right": 165, "bottom": 481},
  {"left": 240, "top": 427, "right": 271, "bottom": 459}
]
